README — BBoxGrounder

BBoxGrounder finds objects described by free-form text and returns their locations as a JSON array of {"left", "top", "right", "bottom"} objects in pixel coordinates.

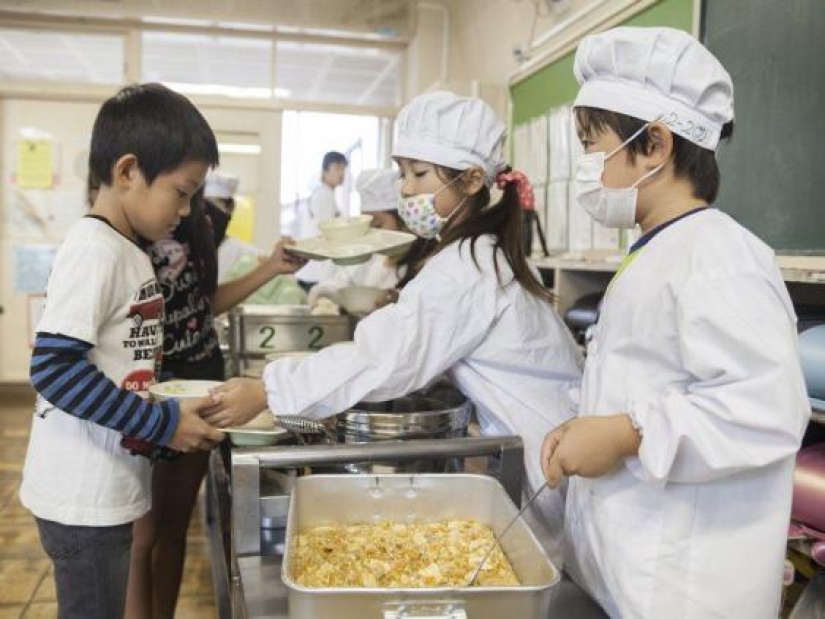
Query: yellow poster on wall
[
  {"left": 17, "top": 139, "right": 54, "bottom": 188},
  {"left": 227, "top": 195, "right": 256, "bottom": 243}
]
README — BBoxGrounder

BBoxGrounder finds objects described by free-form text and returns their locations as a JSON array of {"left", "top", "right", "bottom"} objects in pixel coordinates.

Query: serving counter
[{"left": 203, "top": 437, "right": 607, "bottom": 618}]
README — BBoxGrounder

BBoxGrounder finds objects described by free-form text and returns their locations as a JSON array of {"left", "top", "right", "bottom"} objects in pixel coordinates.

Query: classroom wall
[
  {"left": 0, "top": 98, "right": 98, "bottom": 382},
  {"left": 0, "top": 97, "right": 282, "bottom": 383},
  {"left": 446, "top": 0, "right": 595, "bottom": 89},
  {"left": 405, "top": 3, "right": 450, "bottom": 101}
]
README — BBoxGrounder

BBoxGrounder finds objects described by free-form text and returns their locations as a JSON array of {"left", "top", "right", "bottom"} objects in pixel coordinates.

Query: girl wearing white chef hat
[
  {"left": 540, "top": 26, "right": 809, "bottom": 618},
  {"left": 205, "top": 91, "right": 584, "bottom": 561}
]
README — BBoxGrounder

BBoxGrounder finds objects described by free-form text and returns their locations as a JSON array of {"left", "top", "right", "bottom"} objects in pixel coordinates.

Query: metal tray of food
[{"left": 281, "top": 474, "right": 559, "bottom": 618}]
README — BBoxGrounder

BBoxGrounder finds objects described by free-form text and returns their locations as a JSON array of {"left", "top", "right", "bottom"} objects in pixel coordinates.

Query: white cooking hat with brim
[
  {"left": 356, "top": 168, "right": 399, "bottom": 213},
  {"left": 392, "top": 91, "right": 507, "bottom": 184},
  {"left": 574, "top": 27, "right": 734, "bottom": 151},
  {"left": 204, "top": 172, "right": 239, "bottom": 199}
]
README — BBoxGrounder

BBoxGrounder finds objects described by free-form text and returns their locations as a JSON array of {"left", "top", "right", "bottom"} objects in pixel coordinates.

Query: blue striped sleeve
[{"left": 30, "top": 332, "right": 180, "bottom": 446}]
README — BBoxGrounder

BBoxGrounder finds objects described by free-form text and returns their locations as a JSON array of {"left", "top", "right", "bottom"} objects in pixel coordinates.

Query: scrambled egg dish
[{"left": 292, "top": 519, "right": 519, "bottom": 588}]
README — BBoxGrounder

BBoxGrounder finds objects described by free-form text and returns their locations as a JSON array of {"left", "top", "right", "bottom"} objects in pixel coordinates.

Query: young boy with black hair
[
  {"left": 540, "top": 28, "right": 810, "bottom": 618},
  {"left": 20, "top": 83, "right": 225, "bottom": 618}
]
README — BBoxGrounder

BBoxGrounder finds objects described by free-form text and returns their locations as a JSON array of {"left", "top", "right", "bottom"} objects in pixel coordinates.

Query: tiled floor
[{"left": 0, "top": 388, "right": 217, "bottom": 618}]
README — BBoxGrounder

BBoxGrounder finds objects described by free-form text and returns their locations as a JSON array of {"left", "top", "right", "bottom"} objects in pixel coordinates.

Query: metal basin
[{"left": 282, "top": 474, "right": 559, "bottom": 619}]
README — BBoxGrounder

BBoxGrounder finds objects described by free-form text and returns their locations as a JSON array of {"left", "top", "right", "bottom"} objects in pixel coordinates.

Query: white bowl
[
  {"left": 337, "top": 286, "right": 387, "bottom": 315},
  {"left": 226, "top": 411, "right": 289, "bottom": 446},
  {"left": 149, "top": 380, "right": 222, "bottom": 402},
  {"left": 319, "top": 215, "right": 373, "bottom": 243}
]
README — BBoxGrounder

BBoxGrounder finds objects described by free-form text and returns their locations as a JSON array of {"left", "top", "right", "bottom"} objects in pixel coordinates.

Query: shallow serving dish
[
  {"left": 287, "top": 229, "right": 416, "bottom": 267},
  {"left": 282, "top": 474, "right": 559, "bottom": 619}
]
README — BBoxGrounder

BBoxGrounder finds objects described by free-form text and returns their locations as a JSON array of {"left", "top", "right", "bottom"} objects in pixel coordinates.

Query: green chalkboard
[
  {"left": 702, "top": 0, "right": 825, "bottom": 253},
  {"left": 510, "top": 0, "right": 695, "bottom": 125}
]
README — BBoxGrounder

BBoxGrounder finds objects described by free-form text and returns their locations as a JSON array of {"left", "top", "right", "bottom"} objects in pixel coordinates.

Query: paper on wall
[
  {"left": 13, "top": 244, "right": 57, "bottom": 294},
  {"left": 548, "top": 106, "right": 573, "bottom": 182},
  {"left": 16, "top": 139, "right": 54, "bottom": 188},
  {"left": 5, "top": 188, "right": 87, "bottom": 241},
  {"left": 513, "top": 123, "right": 530, "bottom": 179},
  {"left": 545, "top": 181, "right": 568, "bottom": 252},
  {"left": 529, "top": 115, "right": 548, "bottom": 185}
]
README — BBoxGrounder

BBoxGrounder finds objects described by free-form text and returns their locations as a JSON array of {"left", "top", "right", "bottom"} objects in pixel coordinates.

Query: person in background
[
  {"left": 540, "top": 27, "right": 810, "bottom": 618},
  {"left": 203, "top": 92, "right": 584, "bottom": 561},
  {"left": 126, "top": 187, "right": 305, "bottom": 619},
  {"left": 308, "top": 167, "right": 407, "bottom": 308},
  {"left": 19, "top": 83, "right": 224, "bottom": 619},
  {"left": 202, "top": 171, "right": 307, "bottom": 305},
  {"left": 296, "top": 150, "right": 348, "bottom": 290},
  {"left": 201, "top": 172, "right": 260, "bottom": 284}
]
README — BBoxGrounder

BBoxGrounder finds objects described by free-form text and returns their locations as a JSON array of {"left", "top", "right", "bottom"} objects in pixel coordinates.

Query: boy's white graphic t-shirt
[{"left": 20, "top": 217, "right": 163, "bottom": 526}]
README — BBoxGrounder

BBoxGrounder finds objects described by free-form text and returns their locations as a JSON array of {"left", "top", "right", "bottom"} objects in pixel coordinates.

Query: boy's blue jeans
[{"left": 35, "top": 517, "right": 132, "bottom": 619}]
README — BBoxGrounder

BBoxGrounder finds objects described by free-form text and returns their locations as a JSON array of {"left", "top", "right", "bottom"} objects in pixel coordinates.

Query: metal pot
[
  {"left": 336, "top": 396, "right": 471, "bottom": 443},
  {"left": 332, "top": 389, "right": 473, "bottom": 474}
]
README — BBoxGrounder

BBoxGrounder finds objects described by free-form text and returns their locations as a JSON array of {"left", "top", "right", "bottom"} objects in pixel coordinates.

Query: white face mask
[{"left": 573, "top": 120, "right": 665, "bottom": 229}]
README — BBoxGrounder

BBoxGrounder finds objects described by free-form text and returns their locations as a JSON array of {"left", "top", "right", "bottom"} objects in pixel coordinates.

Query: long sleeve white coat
[
  {"left": 263, "top": 235, "right": 584, "bottom": 555},
  {"left": 565, "top": 209, "right": 810, "bottom": 618}
]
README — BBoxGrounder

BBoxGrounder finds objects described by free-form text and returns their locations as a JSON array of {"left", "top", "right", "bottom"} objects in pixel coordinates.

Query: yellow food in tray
[{"left": 292, "top": 519, "right": 519, "bottom": 588}]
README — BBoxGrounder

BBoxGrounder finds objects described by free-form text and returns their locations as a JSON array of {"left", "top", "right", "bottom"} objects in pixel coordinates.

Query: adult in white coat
[
  {"left": 208, "top": 92, "right": 584, "bottom": 558},
  {"left": 308, "top": 168, "right": 405, "bottom": 307},
  {"left": 540, "top": 27, "right": 810, "bottom": 618},
  {"left": 297, "top": 151, "right": 348, "bottom": 287}
]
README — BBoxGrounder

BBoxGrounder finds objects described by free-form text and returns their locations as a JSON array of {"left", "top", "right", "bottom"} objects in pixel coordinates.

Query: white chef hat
[
  {"left": 204, "top": 171, "right": 239, "bottom": 199},
  {"left": 574, "top": 27, "right": 734, "bottom": 151},
  {"left": 392, "top": 91, "right": 507, "bottom": 184},
  {"left": 356, "top": 168, "right": 399, "bottom": 213}
]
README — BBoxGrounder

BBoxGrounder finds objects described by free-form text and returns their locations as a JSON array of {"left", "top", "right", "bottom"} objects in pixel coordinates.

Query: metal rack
[{"left": 205, "top": 435, "right": 532, "bottom": 618}]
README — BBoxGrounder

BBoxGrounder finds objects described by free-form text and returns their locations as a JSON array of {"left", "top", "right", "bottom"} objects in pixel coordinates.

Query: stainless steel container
[
  {"left": 282, "top": 474, "right": 559, "bottom": 619},
  {"left": 336, "top": 395, "right": 472, "bottom": 443},
  {"left": 228, "top": 305, "right": 351, "bottom": 375},
  {"left": 333, "top": 389, "right": 472, "bottom": 474}
]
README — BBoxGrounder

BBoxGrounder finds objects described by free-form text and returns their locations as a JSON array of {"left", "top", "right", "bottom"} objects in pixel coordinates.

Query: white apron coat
[{"left": 565, "top": 209, "right": 810, "bottom": 618}]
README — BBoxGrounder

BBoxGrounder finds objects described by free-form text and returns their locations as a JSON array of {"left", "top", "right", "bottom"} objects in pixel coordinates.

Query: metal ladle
[
  {"left": 466, "top": 482, "right": 548, "bottom": 587},
  {"left": 272, "top": 415, "right": 337, "bottom": 444}
]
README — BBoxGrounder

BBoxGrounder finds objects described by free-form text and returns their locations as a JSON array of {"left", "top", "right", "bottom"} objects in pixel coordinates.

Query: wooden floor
[{"left": 0, "top": 388, "right": 217, "bottom": 618}]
